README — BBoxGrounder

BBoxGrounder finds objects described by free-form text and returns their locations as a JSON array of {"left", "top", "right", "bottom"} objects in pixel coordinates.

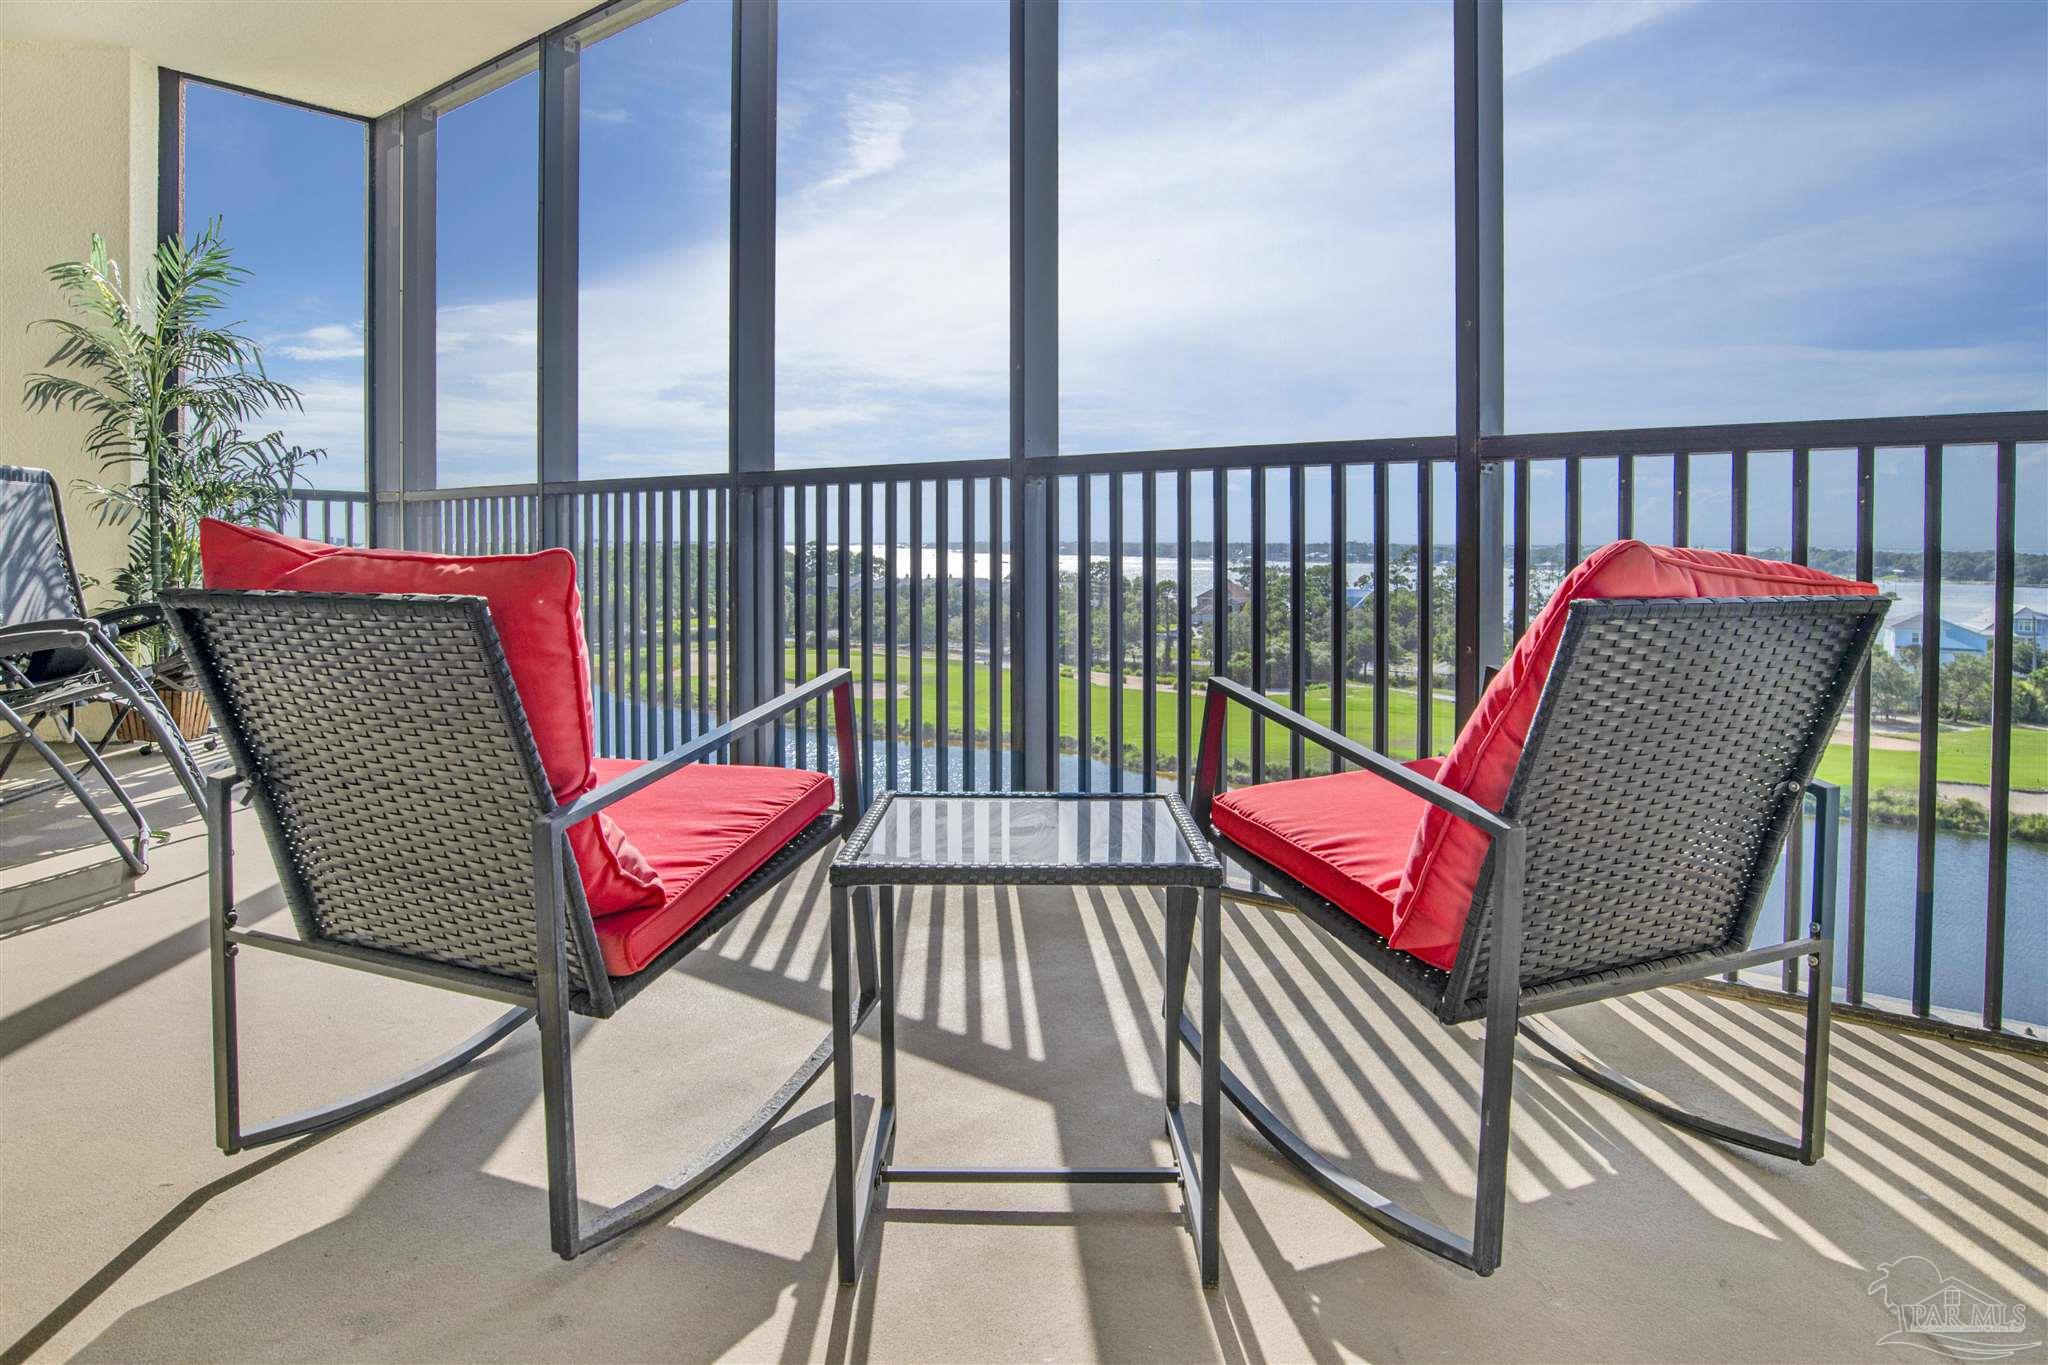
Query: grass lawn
[{"left": 648, "top": 646, "right": 2046, "bottom": 791}]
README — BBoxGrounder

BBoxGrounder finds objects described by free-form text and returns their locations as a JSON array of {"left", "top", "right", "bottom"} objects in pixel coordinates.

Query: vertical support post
[
  {"left": 531, "top": 819, "right": 579, "bottom": 1259},
  {"left": 156, "top": 71, "right": 184, "bottom": 249},
  {"left": 399, "top": 101, "right": 439, "bottom": 550},
  {"left": 1453, "top": 0, "right": 1506, "bottom": 725},
  {"left": 1010, "top": 0, "right": 1058, "bottom": 790},
  {"left": 207, "top": 773, "right": 240, "bottom": 1155},
  {"left": 730, "top": 0, "right": 779, "bottom": 757},
  {"left": 538, "top": 32, "right": 581, "bottom": 548},
  {"left": 368, "top": 109, "right": 405, "bottom": 549}
]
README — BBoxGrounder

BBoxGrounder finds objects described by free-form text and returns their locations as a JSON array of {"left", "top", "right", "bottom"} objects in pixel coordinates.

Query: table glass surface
[{"left": 848, "top": 795, "right": 1208, "bottom": 872}]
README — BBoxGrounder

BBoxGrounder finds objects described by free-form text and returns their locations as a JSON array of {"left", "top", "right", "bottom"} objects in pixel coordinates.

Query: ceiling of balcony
[{"left": 0, "top": 0, "right": 594, "bottom": 116}]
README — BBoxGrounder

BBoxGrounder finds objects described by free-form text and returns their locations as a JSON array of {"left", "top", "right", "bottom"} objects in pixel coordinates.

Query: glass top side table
[{"left": 828, "top": 791, "right": 1225, "bottom": 1288}]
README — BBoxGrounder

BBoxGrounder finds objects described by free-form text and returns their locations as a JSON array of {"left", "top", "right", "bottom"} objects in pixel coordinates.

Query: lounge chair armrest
[
  {"left": 94, "top": 602, "right": 165, "bottom": 640},
  {"left": 1191, "top": 675, "right": 1510, "bottom": 841},
  {"left": 546, "top": 668, "right": 856, "bottom": 834},
  {"left": 0, "top": 617, "right": 103, "bottom": 655}
]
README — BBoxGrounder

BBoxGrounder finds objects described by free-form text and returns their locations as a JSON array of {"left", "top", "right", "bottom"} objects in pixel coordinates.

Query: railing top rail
[
  {"left": 319, "top": 408, "right": 2046, "bottom": 504},
  {"left": 1483, "top": 409, "right": 2048, "bottom": 461}
]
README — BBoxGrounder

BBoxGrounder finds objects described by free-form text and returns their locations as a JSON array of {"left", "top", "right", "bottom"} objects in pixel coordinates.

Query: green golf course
[{"left": 724, "top": 647, "right": 2046, "bottom": 789}]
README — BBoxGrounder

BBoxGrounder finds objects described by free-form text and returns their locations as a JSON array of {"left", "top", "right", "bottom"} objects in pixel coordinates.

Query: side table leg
[
  {"left": 877, "top": 886, "right": 897, "bottom": 1110},
  {"left": 831, "top": 884, "right": 859, "bottom": 1284},
  {"left": 1199, "top": 885, "right": 1221, "bottom": 1286},
  {"left": 1163, "top": 888, "right": 1194, "bottom": 1111}
]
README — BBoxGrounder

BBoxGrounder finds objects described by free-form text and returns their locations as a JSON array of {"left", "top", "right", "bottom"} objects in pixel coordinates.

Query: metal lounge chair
[
  {"left": 161, "top": 587, "right": 877, "bottom": 1259},
  {"left": 1181, "top": 593, "right": 1888, "bottom": 1276},
  {"left": 0, "top": 464, "right": 208, "bottom": 871}
]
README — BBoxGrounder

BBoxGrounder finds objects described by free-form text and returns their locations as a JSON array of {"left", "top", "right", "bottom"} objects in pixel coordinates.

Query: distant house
[
  {"left": 1193, "top": 577, "right": 1250, "bottom": 617},
  {"left": 1886, "top": 613, "right": 1989, "bottom": 665},
  {"left": 2010, "top": 605, "right": 2046, "bottom": 645}
]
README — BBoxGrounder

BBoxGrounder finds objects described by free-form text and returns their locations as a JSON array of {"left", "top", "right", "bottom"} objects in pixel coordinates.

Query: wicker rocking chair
[
  {"left": 0, "top": 465, "right": 207, "bottom": 871},
  {"left": 1181, "top": 592, "right": 1888, "bottom": 1276},
  {"left": 162, "top": 588, "right": 876, "bottom": 1259}
]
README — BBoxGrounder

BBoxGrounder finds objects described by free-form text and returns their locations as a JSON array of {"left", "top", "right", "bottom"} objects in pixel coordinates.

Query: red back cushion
[
  {"left": 1387, "top": 540, "right": 1878, "bottom": 969},
  {"left": 198, "top": 521, "right": 665, "bottom": 916},
  {"left": 199, "top": 518, "right": 342, "bottom": 587}
]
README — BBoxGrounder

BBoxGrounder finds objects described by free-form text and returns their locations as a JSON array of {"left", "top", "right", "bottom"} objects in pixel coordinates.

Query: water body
[{"left": 600, "top": 696, "right": 2043, "bottom": 1028}]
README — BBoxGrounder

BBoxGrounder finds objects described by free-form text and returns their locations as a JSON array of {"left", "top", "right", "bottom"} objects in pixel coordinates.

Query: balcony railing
[{"left": 287, "top": 408, "right": 2046, "bottom": 1042}]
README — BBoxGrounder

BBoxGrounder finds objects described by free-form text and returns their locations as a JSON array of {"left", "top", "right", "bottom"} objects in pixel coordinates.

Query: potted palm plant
[{"left": 22, "top": 220, "right": 323, "bottom": 739}]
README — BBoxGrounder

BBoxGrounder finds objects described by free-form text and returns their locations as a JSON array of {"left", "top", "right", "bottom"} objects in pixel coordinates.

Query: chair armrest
[
  {"left": 94, "top": 602, "right": 164, "bottom": 640},
  {"left": 546, "top": 668, "right": 856, "bottom": 835},
  {"left": 1191, "top": 675, "right": 1510, "bottom": 841}
]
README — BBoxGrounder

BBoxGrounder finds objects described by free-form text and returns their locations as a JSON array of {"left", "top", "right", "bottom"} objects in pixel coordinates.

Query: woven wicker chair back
[
  {"left": 165, "top": 589, "right": 605, "bottom": 997},
  {"left": 0, "top": 465, "right": 87, "bottom": 629},
  {"left": 1447, "top": 595, "right": 1885, "bottom": 1017}
]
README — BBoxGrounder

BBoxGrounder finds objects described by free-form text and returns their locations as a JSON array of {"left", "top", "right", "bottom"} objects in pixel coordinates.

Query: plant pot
[{"left": 116, "top": 683, "right": 212, "bottom": 744}]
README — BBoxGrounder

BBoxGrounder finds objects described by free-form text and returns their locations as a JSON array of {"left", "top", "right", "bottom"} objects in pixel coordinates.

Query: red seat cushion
[
  {"left": 586, "top": 758, "right": 835, "bottom": 976},
  {"left": 1212, "top": 757, "right": 1446, "bottom": 945},
  {"left": 198, "top": 520, "right": 666, "bottom": 916},
  {"left": 1387, "top": 540, "right": 1878, "bottom": 969}
]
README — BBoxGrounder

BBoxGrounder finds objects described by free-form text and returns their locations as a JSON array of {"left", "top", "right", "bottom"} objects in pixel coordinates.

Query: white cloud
[
  {"left": 421, "top": 0, "right": 2044, "bottom": 486},
  {"left": 273, "top": 322, "right": 364, "bottom": 362}
]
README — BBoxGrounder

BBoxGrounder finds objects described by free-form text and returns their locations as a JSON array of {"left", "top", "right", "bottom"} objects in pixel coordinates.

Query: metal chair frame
[
  {"left": 166, "top": 589, "right": 876, "bottom": 1260},
  {"left": 0, "top": 465, "right": 206, "bottom": 871},
  {"left": 1182, "top": 595, "right": 1884, "bottom": 1276}
]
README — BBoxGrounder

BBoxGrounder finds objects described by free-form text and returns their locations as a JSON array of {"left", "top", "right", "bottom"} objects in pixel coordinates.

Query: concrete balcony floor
[{"left": 3, "top": 748, "right": 2043, "bottom": 1363}]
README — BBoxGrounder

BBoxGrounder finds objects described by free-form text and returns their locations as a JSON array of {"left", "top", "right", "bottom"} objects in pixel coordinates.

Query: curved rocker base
[
  {"left": 560, "top": 994, "right": 877, "bottom": 1260},
  {"left": 1178, "top": 1013, "right": 1496, "bottom": 1273},
  {"left": 223, "top": 1006, "right": 537, "bottom": 1154},
  {"left": 1518, "top": 1013, "right": 1823, "bottom": 1164}
]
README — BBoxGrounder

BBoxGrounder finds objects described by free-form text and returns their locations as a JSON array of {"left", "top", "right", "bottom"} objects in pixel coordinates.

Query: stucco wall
[{"left": 1, "top": 39, "right": 158, "bottom": 606}]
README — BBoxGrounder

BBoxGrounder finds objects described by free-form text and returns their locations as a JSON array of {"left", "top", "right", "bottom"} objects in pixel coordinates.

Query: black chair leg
[
  {"left": 539, "top": 841, "right": 881, "bottom": 1261},
  {"left": 209, "top": 773, "right": 533, "bottom": 1155}
]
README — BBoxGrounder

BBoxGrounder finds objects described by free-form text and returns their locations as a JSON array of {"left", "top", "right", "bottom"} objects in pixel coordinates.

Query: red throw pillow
[
  {"left": 197, "top": 522, "right": 665, "bottom": 916},
  {"left": 1388, "top": 540, "right": 1878, "bottom": 969},
  {"left": 199, "top": 518, "right": 341, "bottom": 588}
]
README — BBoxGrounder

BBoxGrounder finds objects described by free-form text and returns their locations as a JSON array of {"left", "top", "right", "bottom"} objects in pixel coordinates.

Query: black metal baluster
[
  {"left": 862, "top": 481, "right": 876, "bottom": 807},
  {"left": 716, "top": 486, "right": 730, "bottom": 727},
  {"left": 886, "top": 480, "right": 900, "bottom": 796},
  {"left": 1330, "top": 465, "right": 1347, "bottom": 772},
  {"left": 1288, "top": 464, "right": 1306, "bottom": 778},
  {"left": 1563, "top": 455, "right": 1582, "bottom": 568},
  {"left": 1108, "top": 474, "right": 1125, "bottom": 793},
  {"left": 1912, "top": 444, "right": 1941, "bottom": 1017},
  {"left": 1984, "top": 440, "right": 2016, "bottom": 1031},
  {"left": 1416, "top": 463, "right": 1434, "bottom": 759},
  {"left": 936, "top": 481, "right": 951, "bottom": 791},
  {"left": 910, "top": 481, "right": 925, "bottom": 791},
  {"left": 990, "top": 477, "right": 1005, "bottom": 792},
  {"left": 1249, "top": 470, "right": 1266, "bottom": 782},
  {"left": 1142, "top": 472, "right": 1159, "bottom": 792},
  {"left": 963, "top": 479, "right": 978, "bottom": 792},
  {"left": 1671, "top": 452, "right": 1690, "bottom": 547},
  {"left": 1512, "top": 461, "right": 1529, "bottom": 641},
  {"left": 1616, "top": 452, "right": 1634, "bottom": 541},
  {"left": 1077, "top": 475, "right": 1093, "bottom": 793},
  {"left": 1847, "top": 445, "right": 1873, "bottom": 1005},
  {"left": 1372, "top": 462, "right": 1390, "bottom": 755},
  {"left": 1177, "top": 469, "right": 1194, "bottom": 798}
]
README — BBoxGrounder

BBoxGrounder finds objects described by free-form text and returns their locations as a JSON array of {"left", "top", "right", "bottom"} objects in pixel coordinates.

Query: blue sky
[{"left": 180, "top": 0, "right": 2044, "bottom": 551}]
